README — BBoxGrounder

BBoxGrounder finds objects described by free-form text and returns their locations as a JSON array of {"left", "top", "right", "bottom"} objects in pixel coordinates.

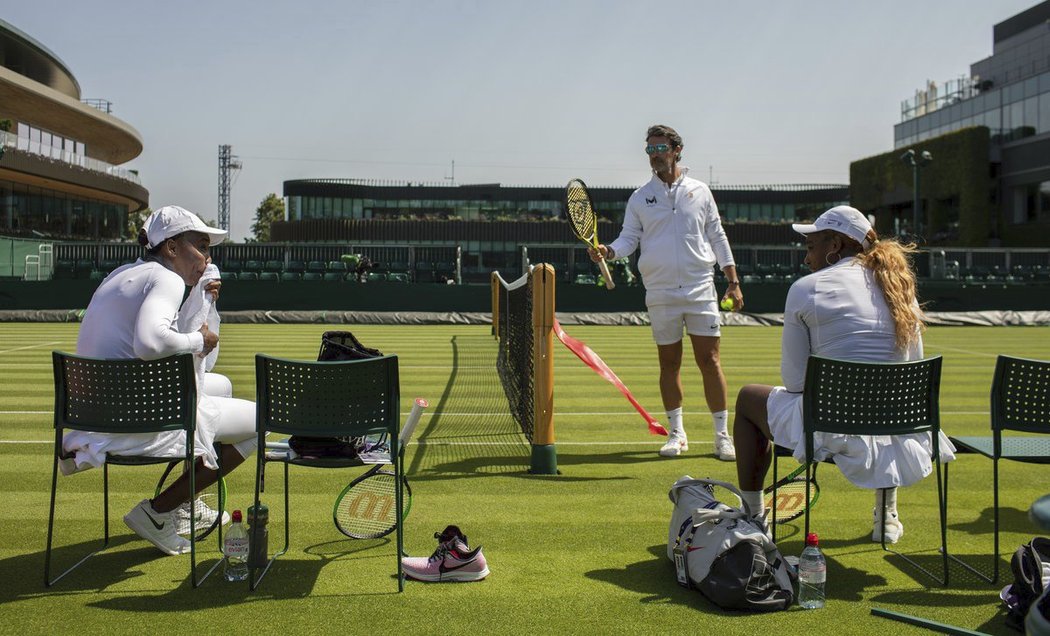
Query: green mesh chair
[
  {"left": 947, "top": 355, "right": 1050, "bottom": 584},
  {"left": 46, "top": 352, "right": 223, "bottom": 588},
  {"left": 797, "top": 355, "right": 948, "bottom": 585},
  {"left": 251, "top": 354, "right": 403, "bottom": 591}
]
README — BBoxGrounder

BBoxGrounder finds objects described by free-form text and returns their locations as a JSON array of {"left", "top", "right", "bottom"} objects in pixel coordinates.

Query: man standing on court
[{"left": 589, "top": 124, "right": 743, "bottom": 460}]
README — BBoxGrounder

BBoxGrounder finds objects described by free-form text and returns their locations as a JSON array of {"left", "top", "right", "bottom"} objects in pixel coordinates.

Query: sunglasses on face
[{"left": 645, "top": 144, "right": 672, "bottom": 155}]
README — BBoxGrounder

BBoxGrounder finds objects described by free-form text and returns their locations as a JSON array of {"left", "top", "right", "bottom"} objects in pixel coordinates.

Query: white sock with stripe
[
  {"left": 712, "top": 410, "right": 729, "bottom": 436},
  {"left": 666, "top": 407, "right": 684, "bottom": 435}
]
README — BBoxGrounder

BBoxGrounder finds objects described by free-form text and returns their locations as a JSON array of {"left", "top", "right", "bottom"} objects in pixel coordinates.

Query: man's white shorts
[{"left": 648, "top": 298, "right": 721, "bottom": 345}]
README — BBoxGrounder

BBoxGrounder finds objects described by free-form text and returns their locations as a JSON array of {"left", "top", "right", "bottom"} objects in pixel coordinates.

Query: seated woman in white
[
  {"left": 732, "top": 206, "right": 955, "bottom": 544},
  {"left": 64, "top": 206, "right": 256, "bottom": 556}
]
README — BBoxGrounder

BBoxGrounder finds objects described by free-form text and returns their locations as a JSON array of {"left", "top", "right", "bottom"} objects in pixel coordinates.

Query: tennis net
[{"left": 491, "top": 264, "right": 556, "bottom": 474}]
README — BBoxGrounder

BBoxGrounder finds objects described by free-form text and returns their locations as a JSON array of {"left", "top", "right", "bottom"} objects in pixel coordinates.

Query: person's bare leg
[
  {"left": 688, "top": 334, "right": 727, "bottom": 413},
  {"left": 657, "top": 341, "right": 684, "bottom": 411},
  {"left": 733, "top": 384, "right": 774, "bottom": 491},
  {"left": 152, "top": 445, "right": 247, "bottom": 513}
]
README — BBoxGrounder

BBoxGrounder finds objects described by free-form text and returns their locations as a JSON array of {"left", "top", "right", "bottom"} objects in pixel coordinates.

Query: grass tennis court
[{"left": 2, "top": 323, "right": 1049, "bottom": 635}]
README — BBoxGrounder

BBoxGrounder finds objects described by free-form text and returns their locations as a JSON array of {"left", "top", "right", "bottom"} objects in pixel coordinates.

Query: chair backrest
[
  {"left": 52, "top": 352, "right": 197, "bottom": 435},
  {"left": 802, "top": 355, "right": 942, "bottom": 458},
  {"left": 255, "top": 354, "right": 400, "bottom": 439},
  {"left": 991, "top": 355, "right": 1050, "bottom": 434}
]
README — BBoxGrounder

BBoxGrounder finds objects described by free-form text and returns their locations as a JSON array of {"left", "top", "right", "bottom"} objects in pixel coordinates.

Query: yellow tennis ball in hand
[{"left": 720, "top": 298, "right": 734, "bottom": 312}]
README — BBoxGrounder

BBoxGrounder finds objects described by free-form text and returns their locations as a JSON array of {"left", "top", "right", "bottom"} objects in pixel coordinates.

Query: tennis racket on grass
[
  {"left": 566, "top": 178, "right": 615, "bottom": 290},
  {"left": 763, "top": 462, "right": 820, "bottom": 524},
  {"left": 333, "top": 397, "right": 428, "bottom": 539},
  {"left": 154, "top": 461, "right": 228, "bottom": 541}
]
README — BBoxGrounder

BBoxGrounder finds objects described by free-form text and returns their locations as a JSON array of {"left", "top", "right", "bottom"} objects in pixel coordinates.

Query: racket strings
[
  {"left": 565, "top": 184, "right": 596, "bottom": 239},
  {"left": 336, "top": 472, "right": 399, "bottom": 536}
]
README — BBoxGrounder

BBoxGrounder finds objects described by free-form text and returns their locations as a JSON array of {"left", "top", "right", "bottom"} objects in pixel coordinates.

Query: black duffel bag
[{"left": 287, "top": 331, "right": 383, "bottom": 459}]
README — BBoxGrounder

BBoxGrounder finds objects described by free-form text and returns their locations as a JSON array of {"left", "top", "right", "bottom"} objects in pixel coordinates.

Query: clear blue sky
[{"left": 6, "top": 0, "right": 1038, "bottom": 240}]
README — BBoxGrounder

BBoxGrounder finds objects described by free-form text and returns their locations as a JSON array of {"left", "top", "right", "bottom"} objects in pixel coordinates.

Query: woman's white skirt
[{"left": 766, "top": 386, "right": 956, "bottom": 489}]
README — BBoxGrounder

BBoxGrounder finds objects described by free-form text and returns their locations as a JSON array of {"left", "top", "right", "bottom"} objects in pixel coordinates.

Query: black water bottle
[{"left": 247, "top": 503, "right": 269, "bottom": 569}]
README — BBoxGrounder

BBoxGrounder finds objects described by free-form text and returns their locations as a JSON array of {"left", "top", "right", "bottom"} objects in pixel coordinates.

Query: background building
[
  {"left": 852, "top": 1, "right": 1050, "bottom": 247},
  {"left": 0, "top": 18, "right": 147, "bottom": 242}
]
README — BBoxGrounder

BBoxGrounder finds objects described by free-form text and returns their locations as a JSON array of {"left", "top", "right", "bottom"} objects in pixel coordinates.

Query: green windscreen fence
[{"left": 0, "top": 236, "right": 49, "bottom": 279}]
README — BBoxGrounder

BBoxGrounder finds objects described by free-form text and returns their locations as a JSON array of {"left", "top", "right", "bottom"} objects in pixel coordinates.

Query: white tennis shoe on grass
[
  {"left": 659, "top": 430, "right": 688, "bottom": 457},
  {"left": 714, "top": 432, "right": 736, "bottom": 461},
  {"left": 872, "top": 508, "right": 904, "bottom": 544},
  {"left": 123, "top": 499, "right": 191, "bottom": 556}
]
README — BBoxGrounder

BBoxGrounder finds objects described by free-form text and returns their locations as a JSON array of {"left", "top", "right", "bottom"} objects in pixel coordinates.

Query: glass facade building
[
  {"left": 893, "top": 2, "right": 1050, "bottom": 236},
  {"left": 284, "top": 180, "right": 847, "bottom": 227},
  {"left": 0, "top": 19, "right": 147, "bottom": 242}
]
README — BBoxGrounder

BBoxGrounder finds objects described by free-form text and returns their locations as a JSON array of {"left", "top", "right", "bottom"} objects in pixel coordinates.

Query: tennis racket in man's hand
[
  {"left": 566, "top": 178, "right": 615, "bottom": 290},
  {"left": 333, "top": 397, "right": 428, "bottom": 539},
  {"left": 763, "top": 462, "right": 820, "bottom": 524}
]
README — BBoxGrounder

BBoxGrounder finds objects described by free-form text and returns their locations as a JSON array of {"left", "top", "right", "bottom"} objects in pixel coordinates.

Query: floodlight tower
[
  {"left": 218, "top": 144, "right": 243, "bottom": 232},
  {"left": 900, "top": 148, "right": 932, "bottom": 240}
]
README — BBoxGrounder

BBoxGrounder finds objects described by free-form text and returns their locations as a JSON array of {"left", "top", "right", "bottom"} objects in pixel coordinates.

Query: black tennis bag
[
  {"left": 1003, "top": 537, "right": 1050, "bottom": 631},
  {"left": 668, "top": 476, "right": 796, "bottom": 612},
  {"left": 287, "top": 331, "right": 383, "bottom": 459}
]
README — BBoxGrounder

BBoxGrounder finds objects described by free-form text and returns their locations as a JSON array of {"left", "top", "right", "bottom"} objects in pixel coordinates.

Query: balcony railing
[{"left": 0, "top": 130, "right": 141, "bottom": 185}]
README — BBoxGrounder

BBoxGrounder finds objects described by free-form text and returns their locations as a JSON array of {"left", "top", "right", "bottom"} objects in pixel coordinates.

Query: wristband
[{"left": 726, "top": 280, "right": 741, "bottom": 286}]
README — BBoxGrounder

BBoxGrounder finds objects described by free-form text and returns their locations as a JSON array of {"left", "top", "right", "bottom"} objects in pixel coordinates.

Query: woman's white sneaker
[{"left": 123, "top": 499, "right": 191, "bottom": 556}]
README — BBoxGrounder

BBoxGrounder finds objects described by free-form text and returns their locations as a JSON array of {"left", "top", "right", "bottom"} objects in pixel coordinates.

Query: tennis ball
[{"left": 720, "top": 298, "right": 734, "bottom": 312}]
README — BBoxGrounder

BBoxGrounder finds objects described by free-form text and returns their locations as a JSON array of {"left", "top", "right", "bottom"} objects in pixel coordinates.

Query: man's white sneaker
[
  {"left": 173, "top": 497, "right": 231, "bottom": 536},
  {"left": 659, "top": 431, "right": 688, "bottom": 457},
  {"left": 123, "top": 499, "right": 191, "bottom": 556},
  {"left": 714, "top": 433, "right": 736, "bottom": 461},
  {"left": 872, "top": 508, "right": 904, "bottom": 544}
]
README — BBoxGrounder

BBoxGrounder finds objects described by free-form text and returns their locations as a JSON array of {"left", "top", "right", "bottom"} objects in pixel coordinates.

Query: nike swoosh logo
[
  {"left": 143, "top": 507, "right": 165, "bottom": 530},
  {"left": 440, "top": 560, "right": 475, "bottom": 572}
]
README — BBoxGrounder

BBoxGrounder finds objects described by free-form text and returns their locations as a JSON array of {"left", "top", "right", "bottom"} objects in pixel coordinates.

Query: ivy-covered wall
[{"left": 850, "top": 127, "right": 991, "bottom": 247}]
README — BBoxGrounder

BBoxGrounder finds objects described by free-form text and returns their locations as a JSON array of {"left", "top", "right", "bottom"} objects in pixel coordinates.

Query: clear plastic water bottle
[
  {"left": 223, "top": 509, "right": 249, "bottom": 582},
  {"left": 798, "top": 532, "right": 826, "bottom": 609}
]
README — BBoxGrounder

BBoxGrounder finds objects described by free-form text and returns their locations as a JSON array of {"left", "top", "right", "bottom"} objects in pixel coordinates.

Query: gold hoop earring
[{"left": 825, "top": 252, "right": 841, "bottom": 266}]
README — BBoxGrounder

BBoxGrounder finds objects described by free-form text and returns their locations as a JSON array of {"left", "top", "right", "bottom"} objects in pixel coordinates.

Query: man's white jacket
[{"left": 608, "top": 169, "right": 735, "bottom": 292}]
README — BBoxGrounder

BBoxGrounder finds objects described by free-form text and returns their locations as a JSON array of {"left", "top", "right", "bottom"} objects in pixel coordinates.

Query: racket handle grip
[
  {"left": 398, "top": 398, "right": 428, "bottom": 445},
  {"left": 597, "top": 258, "right": 616, "bottom": 290}
]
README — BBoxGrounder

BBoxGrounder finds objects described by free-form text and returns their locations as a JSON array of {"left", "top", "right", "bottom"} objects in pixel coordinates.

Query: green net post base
[{"left": 530, "top": 445, "right": 557, "bottom": 475}]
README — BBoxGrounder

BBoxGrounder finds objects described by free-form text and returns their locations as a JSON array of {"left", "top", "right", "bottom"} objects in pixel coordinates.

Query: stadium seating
[
  {"left": 242, "top": 260, "right": 263, "bottom": 274},
  {"left": 222, "top": 259, "right": 242, "bottom": 273},
  {"left": 279, "top": 272, "right": 301, "bottom": 282},
  {"left": 250, "top": 354, "right": 404, "bottom": 591},
  {"left": 322, "top": 272, "right": 344, "bottom": 282},
  {"left": 326, "top": 261, "right": 347, "bottom": 273},
  {"left": 259, "top": 272, "right": 279, "bottom": 282},
  {"left": 306, "top": 260, "right": 326, "bottom": 274},
  {"left": 285, "top": 260, "right": 306, "bottom": 274},
  {"left": 302, "top": 272, "right": 324, "bottom": 281},
  {"left": 238, "top": 272, "right": 260, "bottom": 281},
  {"left": 263, "top": 260, "right": 284, "bottom": 274}
]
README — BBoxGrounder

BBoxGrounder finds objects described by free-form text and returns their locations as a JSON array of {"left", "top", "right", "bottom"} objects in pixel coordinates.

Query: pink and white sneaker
[{"left": 402, "top": 525, "right": 489, "bottom": 582}]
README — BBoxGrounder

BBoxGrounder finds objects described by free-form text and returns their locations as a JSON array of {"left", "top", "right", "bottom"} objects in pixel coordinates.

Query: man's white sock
[
  {"left": 712, "top": 410, "right": 729, "bottom": 436},
  {"left": 741, "top": 490, "right": 765, "bottom": 518},
  {"left": 666, "top": 407, "right": 684, "bottom": 435}
]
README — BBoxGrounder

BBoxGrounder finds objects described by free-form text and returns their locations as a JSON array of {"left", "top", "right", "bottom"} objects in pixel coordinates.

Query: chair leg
[
  {"left": 45, "top": 457, "right": 112, "bottom": 587},
  {"left": 943, "top": 459, "right": 999, "bottom": 584},
  {"left": 881, "top": 461, "right": 949, "bottom": 586},
  {"left": 193, "top": 449, "right": 226, "bottom": 588},
  {"left": 251, "top": 460, "right": 289, "bottom": 591},
  {"left": 770, "top": 454, "right": 781, "bottom": 542}
]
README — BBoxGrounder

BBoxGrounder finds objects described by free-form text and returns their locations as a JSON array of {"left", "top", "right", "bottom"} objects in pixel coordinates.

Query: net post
[
  {"left": 530, "top": 263, "right": 557, "bottom": 474},
  {"left": 490, "top": 271, "right": 499, "bottom": 337}
]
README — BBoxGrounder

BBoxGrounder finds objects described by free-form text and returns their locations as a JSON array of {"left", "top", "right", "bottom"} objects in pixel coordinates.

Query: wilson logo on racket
[
  {"left": 347, "top": 491, "right": 395, "bottom": 521},
  {"left": 765, "top": 492, "right": 806, "bottom": 512}
]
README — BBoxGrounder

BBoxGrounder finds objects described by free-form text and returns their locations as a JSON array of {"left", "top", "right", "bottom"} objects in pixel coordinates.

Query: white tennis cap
[
  {"left": 792, "top": 205, "right": 873, "bottom": 249},
  {"left": 145, "top": 205, "right": 227, "bottom": 249}
]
